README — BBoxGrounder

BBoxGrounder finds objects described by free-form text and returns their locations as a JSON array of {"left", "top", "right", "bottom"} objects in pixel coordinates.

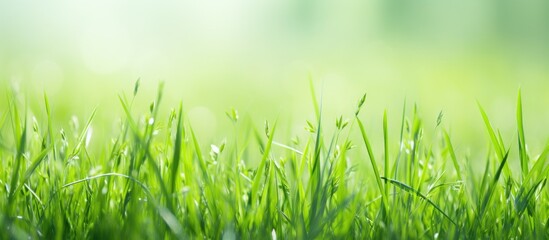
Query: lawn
[
  {"left": 2, "top": 1, "right": 549, "bottom": 239},
  {"left": 1, "top": 80, "right": 548, "bottom": 239}
]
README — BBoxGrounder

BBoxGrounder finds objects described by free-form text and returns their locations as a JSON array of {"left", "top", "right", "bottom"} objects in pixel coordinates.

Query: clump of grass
[{"left": 1, "top": 82, "right": 549, "bottom": 239}]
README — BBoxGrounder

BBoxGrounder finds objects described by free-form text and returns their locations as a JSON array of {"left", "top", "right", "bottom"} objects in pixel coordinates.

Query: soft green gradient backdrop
[{"left": 1, "top": 1, "right": 549, "bottom": 151}]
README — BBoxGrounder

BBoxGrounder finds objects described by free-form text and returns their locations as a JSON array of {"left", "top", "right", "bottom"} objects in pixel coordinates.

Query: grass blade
[
  {"left": 356, "top": 117, "right": 388, "bottom": 211},
  {"left": 14, "top": 145, "right": 53, "bottom": 194},
  {"left": 8, "top": 124, "right": 27, "bottom": 208},
  {"left": 478, "top": 102, "right": 511, "bottom": 178},
  {"left": 383, "top": 110, "right": 390, "bottom": 199},
  {"left": 443, "top": 130, "right": 462, "bottom": 181},
  {"left": 251, "top": 121, "right": 277, "bottom": 205},
  {"left": 189, "top": 127, "right": 208, "bottom": 180},
  {"left": 477, "top": 102, "right": 504, "bottom": 159},
  {"left": 170, "top": 103, "right": 184, "bottom": 194},
  {"left": 7, "top": 94, "right": 27, "bottom": 212},
  {"left": 70, "top": 107, "right": 97, "bottom": 157},
  {"left": 381, "top": 177, "right": 457, "bottom": 226},
  {"left": 517, "top": 89, "right": 529, "bottom": 177},
  {"left": 479, "top": 150, "right": 509, "bottom": 220},
  {"left": 44, "top": 92, "right": 57, "bottom": 161}
]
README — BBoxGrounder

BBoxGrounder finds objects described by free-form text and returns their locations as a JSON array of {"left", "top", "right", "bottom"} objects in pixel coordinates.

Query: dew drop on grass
[
  {"left": 211, "top": 144, "right": 220, "bottom": 155},
  {"left": 272, "top": 229, "right": 277, "bottom": 240},
  {"left": 70, "top": 115, "right": 80, "bottom": 132},
  {"left": 68, "top": 156, "right": 80, "bottom": 163},
  {"left": 88, "top": 166, "right": 102, "bottom": 176},
  {"left": 85, "top": 127, "right": 93, "bottom": 147},
  {"left": 400, "top": 142, "right": 405, "bottom": 150}
]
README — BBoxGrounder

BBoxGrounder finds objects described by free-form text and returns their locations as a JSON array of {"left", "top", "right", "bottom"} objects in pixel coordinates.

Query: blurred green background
[{"left": 1, "top": 0, "right": 549, "bottom": 153}]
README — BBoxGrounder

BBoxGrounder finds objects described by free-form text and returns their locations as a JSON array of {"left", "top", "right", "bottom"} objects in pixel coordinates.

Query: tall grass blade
[
  {"left": 443, "top": 130, "right": 462, "bottom": 180},
  {"left": 190, "top": 127, "right": 209, "bottom": 180},
  {"left": 70, "top": 107, "right": 97, "bottom": 157},
  {"left": 477, "top": 102, "right": 504, "bottom": 159},
  {"left": 383, "top": 110, "right": 390, "bottom": 199},
  {"left": 170, "top": 103, "right": 184, "bottom": 194},
  {"left": 8, "top": 123, "right": 27, "bottom": 208},
  {"left": 479, "top": 150, "right": 509, "bottom": 220},
  {"left": 7, "top": 94, "right": 27, "bottom": 212},
  {"left": 43, "top": 92, "right": 57, "bottom": 161},
  {"left": 517, "top": 89, "right": 529, "bottom": 177},
  {"left": 251, "top": 121, "right": 277, "bottom": 204},
  {"left": 356, "top": 117, "right": 388, "bottom": 211},
  {"left": 478, "top": 102, "right": 511, "bottom": 177}
]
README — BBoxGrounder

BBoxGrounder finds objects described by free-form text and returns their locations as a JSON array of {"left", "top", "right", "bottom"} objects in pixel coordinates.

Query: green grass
[{"left": 1, "top": 82, "right": 549, "bottom": 239}]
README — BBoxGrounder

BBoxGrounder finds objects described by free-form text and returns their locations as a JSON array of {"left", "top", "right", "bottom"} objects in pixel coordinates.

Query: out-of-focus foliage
[{"left": 1, "top": 0, "right": 549, "bottom": 149}]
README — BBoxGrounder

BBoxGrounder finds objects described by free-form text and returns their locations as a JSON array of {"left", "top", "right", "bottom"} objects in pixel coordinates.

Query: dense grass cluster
[{"left": 1, "top": 82, "right": 549, "bottom": 239}]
